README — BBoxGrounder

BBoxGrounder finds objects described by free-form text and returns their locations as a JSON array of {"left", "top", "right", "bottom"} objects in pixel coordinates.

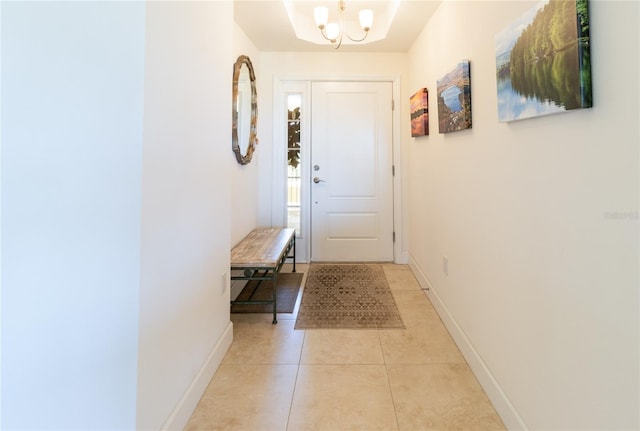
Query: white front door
[{"left": 310, "top": 81, "right": 394, "bottom": 262}]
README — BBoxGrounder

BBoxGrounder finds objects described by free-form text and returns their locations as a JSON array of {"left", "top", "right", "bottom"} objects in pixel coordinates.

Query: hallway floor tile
[{"left": 185, "top": 264, "right": 505, "bottom": 431}]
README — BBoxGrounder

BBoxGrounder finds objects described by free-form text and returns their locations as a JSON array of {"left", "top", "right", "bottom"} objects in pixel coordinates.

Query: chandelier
[{"left": 313, "top": 1, "right": 374, "bottom": 49}]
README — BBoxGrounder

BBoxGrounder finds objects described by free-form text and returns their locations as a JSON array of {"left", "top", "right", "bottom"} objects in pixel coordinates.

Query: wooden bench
[{"left": 230, "top": 227, "right": 296, "bottom": 324}]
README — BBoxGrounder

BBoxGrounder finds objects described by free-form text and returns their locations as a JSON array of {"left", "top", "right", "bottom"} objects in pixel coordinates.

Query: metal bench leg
[
  {"left": 292, "top": 236, "right": 296, "bottom": 273},
  {"left": 272, "top": 273, "right": 278, "bottom": 324}
]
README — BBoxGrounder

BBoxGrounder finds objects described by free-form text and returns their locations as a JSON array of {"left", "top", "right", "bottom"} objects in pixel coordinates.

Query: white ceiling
[{"left": 234, "top": 0, "right": 441, "bottom": 52}]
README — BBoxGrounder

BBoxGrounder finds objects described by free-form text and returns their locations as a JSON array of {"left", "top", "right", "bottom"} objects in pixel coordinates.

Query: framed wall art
[
  {"left": 437, "top": 60, "right": 472, "bottom": 133},
  {"left": 495, "top": 0, "right": 592, "bottom": 122},
  {"left": 410, "top": 88, "right": 429, "bottom": 137}
]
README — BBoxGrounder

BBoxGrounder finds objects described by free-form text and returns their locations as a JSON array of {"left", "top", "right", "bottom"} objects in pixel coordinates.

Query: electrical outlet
[{"left": 443, "top": 256, "right": 449, "bottom": 276}]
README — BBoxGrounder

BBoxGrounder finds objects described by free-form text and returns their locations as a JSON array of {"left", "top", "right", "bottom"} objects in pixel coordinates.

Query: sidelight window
[{"left": 287, "top": 94, "right": 302, "bottom": 234}]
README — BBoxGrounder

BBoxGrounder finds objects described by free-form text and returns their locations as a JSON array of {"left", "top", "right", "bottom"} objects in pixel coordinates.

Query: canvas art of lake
[
  {"left": 495, "top": 0, "right": 592, "bottom": 122},
  {"left": 437, "top": 60, "right": 472, "bottom": 133}
]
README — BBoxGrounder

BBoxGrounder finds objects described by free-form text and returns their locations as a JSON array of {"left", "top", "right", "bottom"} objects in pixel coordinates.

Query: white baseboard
[
  {"left": 408, "top": 254, "right": 527, "bottom": 431},
  {"left": 161, "top": 321, "right": 234, "bottom": 431},
  {"left": 407, "top": 256, "right": 432, "bottom": 290}
]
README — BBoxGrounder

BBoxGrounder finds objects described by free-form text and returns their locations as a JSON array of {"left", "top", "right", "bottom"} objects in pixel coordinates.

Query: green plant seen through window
[{"left": 288, "top": 107, "right": 300, "bottom": 168}]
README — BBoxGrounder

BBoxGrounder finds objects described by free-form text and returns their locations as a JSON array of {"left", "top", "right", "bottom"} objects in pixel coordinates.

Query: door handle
[{"left": 313, "top": 177, "right": 326, "bottom": 184}]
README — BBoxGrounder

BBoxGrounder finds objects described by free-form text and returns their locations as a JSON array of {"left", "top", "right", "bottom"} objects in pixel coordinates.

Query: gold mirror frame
[{"left": 232, "top": 55, "right": 257, "bottom": 165}]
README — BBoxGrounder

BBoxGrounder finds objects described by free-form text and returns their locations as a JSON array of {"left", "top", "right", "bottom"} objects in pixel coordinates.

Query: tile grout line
[
  {"left": 378, "top": 271, "right": 404, "bottom": 431},
  {"left": 384, "top": 360, "right": 402, "bottom": 431},
  {"left": 381, "top": 270, "right": 403, "bottom": 431},
  {"left": 285, "top": 270, "right": 308, "bottom": 431},
  {"left": 284, "top": 333, "right": 304, "bottom": 431}
]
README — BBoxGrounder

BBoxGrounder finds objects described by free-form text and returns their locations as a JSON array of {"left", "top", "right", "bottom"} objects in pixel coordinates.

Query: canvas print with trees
[{"left": 495, "top": 0, "right": 592, "bottom": 122}]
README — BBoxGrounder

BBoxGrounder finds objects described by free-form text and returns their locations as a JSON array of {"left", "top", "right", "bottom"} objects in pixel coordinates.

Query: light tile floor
[{"left": 185, "top": 264, "right": 506, "bottom": 431}]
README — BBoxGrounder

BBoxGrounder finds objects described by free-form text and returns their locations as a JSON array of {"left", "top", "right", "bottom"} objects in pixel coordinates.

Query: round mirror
[{"left": 232, "top": 55, "right": 257, "bottom": 165}]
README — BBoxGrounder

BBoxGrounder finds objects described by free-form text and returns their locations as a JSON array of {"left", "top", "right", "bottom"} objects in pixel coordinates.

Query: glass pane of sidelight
[{"left": 287, "top": 94, "right": 302, "bottom": 235}]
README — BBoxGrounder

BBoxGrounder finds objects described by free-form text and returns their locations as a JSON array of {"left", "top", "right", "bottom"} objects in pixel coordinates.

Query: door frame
[{"left": 272, "top": 76, "right": 405, "bottom": 264}]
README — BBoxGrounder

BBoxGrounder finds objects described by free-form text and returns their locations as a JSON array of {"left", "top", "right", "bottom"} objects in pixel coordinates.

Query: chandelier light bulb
[
  {"left": 314, "top": 6, "right": 329, "bottom": 28},
  {"left": 325, "top": 22, "right": 341, "bottom": 41},
  {"left": 359, "top": 9, "right": 373, "bottom": 31}
]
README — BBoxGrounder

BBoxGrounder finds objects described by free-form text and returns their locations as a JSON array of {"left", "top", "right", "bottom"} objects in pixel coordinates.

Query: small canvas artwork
[
  {"left": 410, "top": 88, "right": 429, "bottom": 137},
  {"left": 495, "top": 0, "right": 592, "bottom": 122},
  {"left": 437, "top": 60, "right": 472, "bottom": 133}
]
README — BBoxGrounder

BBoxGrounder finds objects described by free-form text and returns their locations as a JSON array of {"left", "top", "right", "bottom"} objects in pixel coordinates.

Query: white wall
[
  {"left": 258, "top": 52, "right": 411, "bottom": 262},
  {"left": 407, "top": 1, "right": 639, "bottom": 430},
  {"left": 231, "top": 23, "right": 261, "bottom": 246},
  {"left": 136, "top": 2, "right": 233, "bottom": 430},
  {"left": 2, "top": 1, "right": 235, "bottom": 429},
  {"left": 1, "top": 2, "right": 145, "bottom": 429}
]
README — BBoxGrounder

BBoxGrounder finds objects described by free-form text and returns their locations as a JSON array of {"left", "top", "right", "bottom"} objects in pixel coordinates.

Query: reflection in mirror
[
  {"left": 232, "top": 55, "right": 257, "bottom": 165},
  {"left": 237, "top": 66, "right": 250, "bottom": 156}
]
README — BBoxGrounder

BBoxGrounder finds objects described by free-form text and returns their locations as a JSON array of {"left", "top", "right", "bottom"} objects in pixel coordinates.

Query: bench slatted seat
[{"left": 230, "top": 227, "right": 296, "bottom": 324}]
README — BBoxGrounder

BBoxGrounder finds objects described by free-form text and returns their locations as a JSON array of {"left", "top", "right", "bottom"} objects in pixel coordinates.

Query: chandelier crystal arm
[{"left": 345, "top": 29, "right": 369, "bottom": 43}]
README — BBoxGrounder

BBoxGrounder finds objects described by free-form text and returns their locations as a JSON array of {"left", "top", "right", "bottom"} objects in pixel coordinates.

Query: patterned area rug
[{"left": 295, "top": 264, "right": 404, "bottom": 329}]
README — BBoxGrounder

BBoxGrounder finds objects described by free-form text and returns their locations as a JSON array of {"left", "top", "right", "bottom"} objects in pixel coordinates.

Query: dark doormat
[{"left": 231, "top": 272, "right": 303, "bottom": 314}]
